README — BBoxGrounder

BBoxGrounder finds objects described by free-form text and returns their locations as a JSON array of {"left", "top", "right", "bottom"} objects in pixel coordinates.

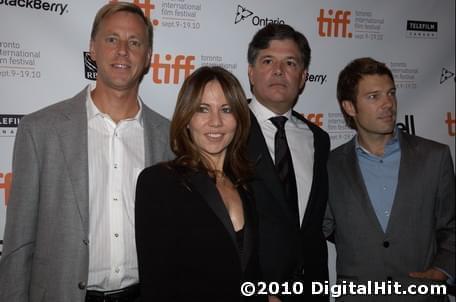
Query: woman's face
[{"left": 188, "top": 80, "right": 237, "bottom": 169}]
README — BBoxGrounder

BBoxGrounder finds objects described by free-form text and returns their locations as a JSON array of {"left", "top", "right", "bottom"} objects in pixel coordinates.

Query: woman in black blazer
[{"left": 135, "top": 66, "right": 265, "bottom": 301}]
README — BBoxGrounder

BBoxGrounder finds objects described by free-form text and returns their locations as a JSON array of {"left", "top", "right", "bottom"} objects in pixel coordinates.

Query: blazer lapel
[
  {"left": 187, "top": 172, "right": 238, "bottom": 250},
  {"left": 238, "top": 188, "right": 254, "bottom": 271},
  {"left": 54, "top": 88, "right": 90, "bottom": 234},
  {"left": 296, "top": 113, "right": 321, "bottom": 229},
  {"left": 385, "top": 132, "right": 416, "bottom": 234},
  {"left": 248, "top": 111, "right": 295, "bottom": 222},
  {"left": 343, "top": 139, "right": 385, "bottom": 235}
]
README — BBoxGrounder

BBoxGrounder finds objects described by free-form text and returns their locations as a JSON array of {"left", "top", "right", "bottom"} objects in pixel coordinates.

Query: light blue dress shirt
[{"left": 355, "top": 132, "right": 401, "bottom": 232}]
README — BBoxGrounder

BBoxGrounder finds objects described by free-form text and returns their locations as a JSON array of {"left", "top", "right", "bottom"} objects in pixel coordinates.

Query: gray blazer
[
  {"left": 323, "top": 132, "right": 455, "bottom": 302},
  {"left": 0, "top": 86, "right": 173, "bottom": 302}
]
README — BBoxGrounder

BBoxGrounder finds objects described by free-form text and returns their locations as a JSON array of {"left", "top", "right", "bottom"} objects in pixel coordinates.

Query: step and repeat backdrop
[{"left": 0, "top": 0, "right": 455, "bottom": 291}]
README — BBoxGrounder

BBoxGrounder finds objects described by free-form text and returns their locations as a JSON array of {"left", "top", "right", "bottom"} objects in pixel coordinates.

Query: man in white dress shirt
[
  {"left": 0, "top": 3, "right": 172, "bottom": 302},
  {"left": 246, "top": 24, "right": 330, "bottom": 302}
]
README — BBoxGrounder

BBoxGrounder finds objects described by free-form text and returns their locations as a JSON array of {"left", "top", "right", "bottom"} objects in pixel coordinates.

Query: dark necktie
[{"left": 270, "top": 116, "right": 299, "bottom": 224}]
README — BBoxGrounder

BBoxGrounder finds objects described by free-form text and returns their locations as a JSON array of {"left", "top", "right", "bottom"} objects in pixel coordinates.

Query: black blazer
[
  {"left": 247, "top": 110, "right": 330, "bottom": 301},
  {"left": 135, "top": 164, "right": 265, "bottom": 302}
]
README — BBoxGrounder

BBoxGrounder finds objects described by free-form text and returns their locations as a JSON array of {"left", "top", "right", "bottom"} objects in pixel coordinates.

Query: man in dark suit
[
  {"left": 323, "top": 57, "right": 455, "bottom": 301},
  {"left": 0, "top": 3, "right": 172, "bottom": 302},
  {"left": 246, "top": 24, "right": 330, "bottom": 302}
]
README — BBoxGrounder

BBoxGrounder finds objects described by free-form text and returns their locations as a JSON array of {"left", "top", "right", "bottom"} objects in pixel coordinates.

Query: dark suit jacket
[
  {"left": 247, "top": 110, "right": 330, "bottom": 301},
  {"left": 135, "top": 164, "right": 265, "bottom": 302}
]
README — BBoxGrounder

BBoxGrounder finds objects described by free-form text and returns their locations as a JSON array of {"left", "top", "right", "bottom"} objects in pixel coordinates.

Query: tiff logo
[
  {"left": 317, "top": 9, "right": 352, "bottom": 38},
  {"left": 110, "top": 0, "right": 159, "bottom": 26},
  {"left": 304, "top": 113, "right": 324, "bottom": 127},
  {"left": 0, "top": 172, "right": 12, "bottom": 206},
  {"left": 150, "top": 54, "right": 195, "bottom": 84},
  {"left": 397, "top": 115, "right": 415, "bottom": 135},
  {"left": 445, "top": 112, "right": 455, "bottom": 136}
]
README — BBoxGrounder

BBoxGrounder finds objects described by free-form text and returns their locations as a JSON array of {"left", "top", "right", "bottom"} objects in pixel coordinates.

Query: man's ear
[
  {"left": 299, "top": 69, "right": 308, "bottom": 90},
  {"left": 247, "top": 65, "right": 255, "bottom": 86},
  {"left": 143, "top": 49, "right": 152, "bottom": 72},
  {"left": 89, "top": 40, "right": 96, "bottom": 61},
  {"left": 341, "top": 100, "right": 356, "bottom": 117}
]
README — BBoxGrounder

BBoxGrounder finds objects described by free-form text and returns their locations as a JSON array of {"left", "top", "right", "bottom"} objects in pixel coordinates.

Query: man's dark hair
[{"left": 247, "top": 23, "right": 311, "bottom": 69}]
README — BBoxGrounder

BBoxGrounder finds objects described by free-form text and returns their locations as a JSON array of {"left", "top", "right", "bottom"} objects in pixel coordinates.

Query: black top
[{"left": 236, "top": 227, "right": 245, "bottom": 255}]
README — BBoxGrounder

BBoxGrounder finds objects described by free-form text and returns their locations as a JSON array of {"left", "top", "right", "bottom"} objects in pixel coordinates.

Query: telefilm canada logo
[
  {"left": 406, "top": 20, "right": 438, "bottom": 39},
  {"left": 0, "top": 0, "right": 69, "bottom": 15},
  {"left": 234, "top": 5, "right": 284, "bottom": 26},
  {"left": 0, "top": 114, "right": 24, "bottom": 137}
]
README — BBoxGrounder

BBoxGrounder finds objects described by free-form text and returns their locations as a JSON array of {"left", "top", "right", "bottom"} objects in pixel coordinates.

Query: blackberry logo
[
  {"left": 440, "top": 68, "right": 454, "bottom": 84},
  {"left": 0, "top": 0, "right": 69, "bottom": 15},
  {"left": 84, "top": 52, "right": 97, "bottom": 81},
  {"left": 234, "top": 5, "right": 253, "bottom": 24}
]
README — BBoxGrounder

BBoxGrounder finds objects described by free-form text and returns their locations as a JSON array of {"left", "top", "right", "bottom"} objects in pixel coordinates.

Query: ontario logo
[
  {"left": 234, "top": 4, "right": 284, "bottom": 26},
  {"left": 440, "top": 68, "right": 455, "bottom": 84},
  {"left": 109, "top": 0, "right": 159, "bottom": 26}
]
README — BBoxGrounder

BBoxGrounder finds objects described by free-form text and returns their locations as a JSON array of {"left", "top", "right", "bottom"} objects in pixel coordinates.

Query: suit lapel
[
  {"left": 385, "top": 132, "right": 416, "bottom": 234},
  {"left": 343, "top": 139, "right": 386, "bottom": 235},
  {"left": 295, "top": 112, "right": 320, "bottom": 229},
  {"left": 187, "top": 172, "right": 238, "bottom": 250},
  {"left": 54, "top": 88, "right": 90, "bottom": 234},
  {"left": 238, "top": 188, "right": 254, "bottom": 271},
  {"left": 247, "top": 111, "right": 295, "bottom": 222}
]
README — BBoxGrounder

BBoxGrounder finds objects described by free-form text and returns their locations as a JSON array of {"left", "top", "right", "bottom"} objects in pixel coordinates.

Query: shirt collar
[
  {"left": 355, "top": 128, "right": 401, "bottom": 157},
  {"left": 249, "top": 96, "right": 292, "bottom": 123},
  {"left": 85, "top": 83, "right": 143, "bottom": 126}
]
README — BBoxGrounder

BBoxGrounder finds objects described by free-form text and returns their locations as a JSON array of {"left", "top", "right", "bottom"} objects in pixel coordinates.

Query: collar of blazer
[
  {"left": 186, "top": 171, "right": 254, "bottom": 270},
  {"left": 53, "top": 87, "right": 90, "bottom": 234}
]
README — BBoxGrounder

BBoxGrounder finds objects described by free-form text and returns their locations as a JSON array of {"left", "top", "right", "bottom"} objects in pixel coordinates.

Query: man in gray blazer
[
  {"left": 0, "top": 3, "right": 172, "bottom": 302},
  {"left": 323, "top": 57, "right": 455, "bottom": 301}
]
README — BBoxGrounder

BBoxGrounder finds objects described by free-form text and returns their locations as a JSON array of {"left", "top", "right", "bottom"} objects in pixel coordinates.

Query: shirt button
[
  {"left": 115, "top": 268, "right": 120, "bottom": 273},
  {"left": 383, "top": 241, "right": 390, "bottom": 248},
  {"left": 114, "top": 233, "right": 119, "bottom": 238},
  {"left": 114, "top": 163, "right": 118, "bottom": 169},
  {"left": 78, "top": 281, "right": 86, "bottom": 289},
  {"left": 82, "top": 239, "right": 89, "bottom": 245}
]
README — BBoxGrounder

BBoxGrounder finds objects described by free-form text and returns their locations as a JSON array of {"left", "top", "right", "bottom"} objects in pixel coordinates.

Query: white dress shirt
[
  {"left": 249, "top": 98, "right": 314, "bottom": 224},
  {"left": 86, "top": 84, "right": 145, "bottom": 290}
]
